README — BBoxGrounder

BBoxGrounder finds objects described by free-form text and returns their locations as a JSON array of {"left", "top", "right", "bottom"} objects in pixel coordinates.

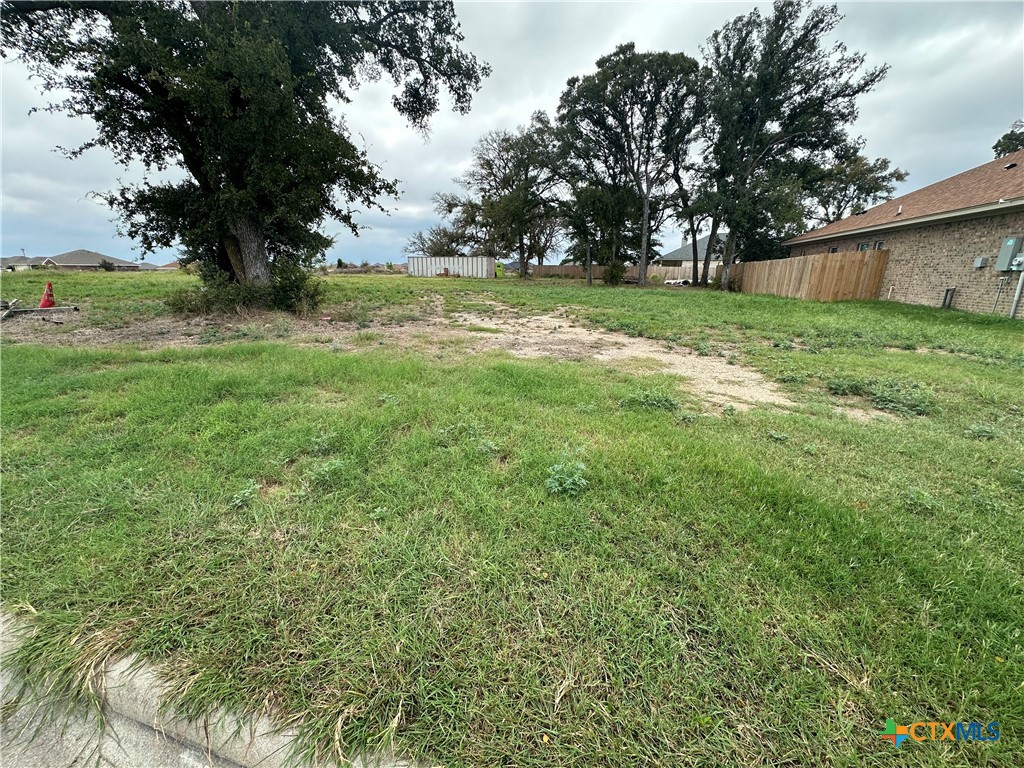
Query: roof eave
[{"left": 785, "top": 199, "right": 1024, "bottom": 247}]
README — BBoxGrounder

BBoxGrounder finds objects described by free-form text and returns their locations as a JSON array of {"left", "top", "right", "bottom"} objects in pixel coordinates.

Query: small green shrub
[
  {"left": 270, "top": 264, "right": 324, "bottom": 316},
  {"left": 354, "top": 330, "right": 384, "bottom": 345},
  {"left": 545, "top": 461, "right": 588, "bottom": 496},
  {"left": 166, "top": 265, "right": 324, "bottom": 316},
  {"left": 437, "top": 419, "right": 497, "bottom": 454},
  {"left": 777, "top": 371, "right": 809, "bottom": 385},
  {"left": 602, "top": 261, "right": 626, "bottom": 286},
  {"left": 619, "top": 389, "right": 680, "bottom": 411}
]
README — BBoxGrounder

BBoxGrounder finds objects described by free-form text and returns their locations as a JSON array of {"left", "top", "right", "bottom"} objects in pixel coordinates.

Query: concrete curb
[{"left": 1, "top": 616, "right": 416, "bottom": 768}]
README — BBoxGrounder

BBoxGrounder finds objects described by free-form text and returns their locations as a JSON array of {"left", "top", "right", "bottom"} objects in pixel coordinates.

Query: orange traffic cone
[{"left": 39, "top": 281, "right": 55, "bottom": 308}]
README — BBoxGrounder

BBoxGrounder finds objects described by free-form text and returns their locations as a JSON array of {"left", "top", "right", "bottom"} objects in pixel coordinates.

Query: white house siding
[{"left": 407, "top": 256, "right": 495, "bottom": 278}]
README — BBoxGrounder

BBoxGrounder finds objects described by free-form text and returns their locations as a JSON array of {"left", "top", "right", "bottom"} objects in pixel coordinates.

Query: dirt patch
[
  {"left": 2, "top": 300, "right": 809, "bottom": 414},
  {"left": 441, "top": 311, "right": 797, "bottom": 412},
  {"left": 0, "top": 309, "right": 235, "bottom": 348}
]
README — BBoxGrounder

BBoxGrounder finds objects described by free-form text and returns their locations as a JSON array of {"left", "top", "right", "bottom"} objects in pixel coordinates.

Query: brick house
[{"left": 784, "top": 150, "right": 1024, "bottom": 315}]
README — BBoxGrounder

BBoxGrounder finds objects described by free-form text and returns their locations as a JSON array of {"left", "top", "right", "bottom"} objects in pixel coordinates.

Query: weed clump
[
  {"left": 619, "top": 389, "right": 680, "bottom": 411},
  {"left": 964, "top": 423, "right": 1001, "bottom": 440},
  {"left": 545, "top": 461, "right": 588, "bottom": 496},
  {"left": 826, "top": 376, "right": 933, "bottom": 416}
]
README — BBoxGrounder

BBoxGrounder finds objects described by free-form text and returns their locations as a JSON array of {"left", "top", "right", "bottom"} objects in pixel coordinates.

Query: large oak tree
[{"left": 2, "top": 1, "right": 489, "bottom": 289}]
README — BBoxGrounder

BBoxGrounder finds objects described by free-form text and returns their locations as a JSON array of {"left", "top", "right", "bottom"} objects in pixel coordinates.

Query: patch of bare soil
[
  {"left": 443, "top": 311, "right": 798, "bottom": 412},
  {"left": 1, "top": 310, "right": 228, "bottom": 348},
  {"left": 2, "top": 300, "right": 868, "bottom": 416}
]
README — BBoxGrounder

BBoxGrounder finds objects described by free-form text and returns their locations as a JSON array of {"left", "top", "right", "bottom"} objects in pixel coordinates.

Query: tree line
[
  {"left": 407, "top": 0, "right": 908, "bottom": 287},
  {"left": 6, "top": 1, "right": 1016, "bottom": 305}
]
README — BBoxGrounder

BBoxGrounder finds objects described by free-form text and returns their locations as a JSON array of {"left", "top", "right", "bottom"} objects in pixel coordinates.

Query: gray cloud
[{"left": 3, "top": 2, "right": 1022, "bottom": 265}]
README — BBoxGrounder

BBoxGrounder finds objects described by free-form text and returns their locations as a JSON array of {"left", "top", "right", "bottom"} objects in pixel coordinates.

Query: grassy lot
[{"left": 2, "top": 271, "right": 1022, "bottom": 766}]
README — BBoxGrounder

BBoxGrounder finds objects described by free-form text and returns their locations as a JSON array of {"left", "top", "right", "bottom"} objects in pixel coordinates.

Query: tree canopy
[
  {"left": 803, "top": 145, "right": 908, "bottom": 227},
  {"left": 556, "top": 43, "right": 699, "bottom": 286},
  {"left": 411, "top": 1, "right": 900, "bottom": 290},
  {"left": 3, "top": 0, "right": 489, "bottom": 299},
  {"left": 408, "top": 114, "right": 561, "bottom": 276},
  {"left": 993, "top": 119, "right": 1024, "bottom": 158},
  {"left": 700, "top": 0, "right": 888, "bottom": 282}
]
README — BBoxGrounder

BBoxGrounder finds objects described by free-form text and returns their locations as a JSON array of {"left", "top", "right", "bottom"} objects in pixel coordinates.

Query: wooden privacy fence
[
  {"left": 533, "top": 264, "right": 696, "bottom": 281},
  {"left": 732, "top": 250, "right": 889, "bottom": 301}
]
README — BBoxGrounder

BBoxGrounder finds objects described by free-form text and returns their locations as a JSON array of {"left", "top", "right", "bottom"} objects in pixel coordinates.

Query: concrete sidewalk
[{"left": 1, "top": 616, "right": 414, "bottom": 768}]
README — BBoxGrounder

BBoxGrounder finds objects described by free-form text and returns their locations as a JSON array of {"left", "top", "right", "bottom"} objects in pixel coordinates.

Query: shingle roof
[
  {"left": 0, "top": 255, "right": 45, "bottom": 266},
  {"left": 659, "top": 233, "right": 724, "bottom": 262},
  {"left": 786, "top": 149, "right": 1024, "bottom": 245},
  {"left": 48, "top": 249, "right": 136, "bottom": 267}
]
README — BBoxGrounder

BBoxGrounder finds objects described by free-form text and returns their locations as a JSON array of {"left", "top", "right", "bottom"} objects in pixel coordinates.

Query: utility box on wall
[{"left": 994, "top": 235, "right": 1024, "bottom": 271}]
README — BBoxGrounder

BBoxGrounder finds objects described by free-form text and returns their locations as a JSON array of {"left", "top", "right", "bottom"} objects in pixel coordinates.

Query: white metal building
[{"left": 406, "top": 256, "right": 495, "bottom": 278}]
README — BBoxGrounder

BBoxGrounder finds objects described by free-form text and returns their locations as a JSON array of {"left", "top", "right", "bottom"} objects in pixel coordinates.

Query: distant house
[
  {"left": 137, "top": 261, "right": 161, "bottom": 271},
  {"left": 657, "top": 233, "right": 724, "bottom": 269},
  {"left": 2, "top": 249, "right": 141, "bottom": 272},
  {"left": 502, "top": 260, "right": 532, "bottom": 275},
  {"left": 158, "top": 261, "right": 181, "bottom": 270},
  {"left": 0, "top": 255, "right": 41, "bottom": 271},
  {"left": 45, "top": 250, "right": 141, "bottom": 271},
  {"left": 785, "top": 150, "right": 1024, "bottom": 315}
]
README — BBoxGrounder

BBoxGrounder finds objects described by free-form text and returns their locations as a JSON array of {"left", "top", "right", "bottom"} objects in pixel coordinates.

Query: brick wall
[{"left": 789, "top": 210, "right": 1024, "bottom": 316}]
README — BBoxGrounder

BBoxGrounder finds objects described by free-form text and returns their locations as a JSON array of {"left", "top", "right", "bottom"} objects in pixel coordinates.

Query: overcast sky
[{"left": 2, "top": 1, "right": 1022, "bottom": 266}]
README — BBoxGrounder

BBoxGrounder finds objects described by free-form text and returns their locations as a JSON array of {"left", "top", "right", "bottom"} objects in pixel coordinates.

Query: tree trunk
[
  {"left": 720, "top": 229, "right": 738, "bottom": 292},
  {"left": 518, "top": 233, "right": 527, "bottom": 279},
  {"left": 687, "top": 215, "right": 700, "bottom": 286},
  {"left": 586, "top": 240, "right": 593, "bottom": 286},
  {"left": 638, "top": 194, "right": 651, "bottom": 287},
  {"left": 223, "top": 217, "right": 272, "bottom": 286},
  {"left": 223, "top": 237, "right": 247, "bottom": 282},
  {"left": 701, "top": 218, "right": 721, "bottom": 287}
]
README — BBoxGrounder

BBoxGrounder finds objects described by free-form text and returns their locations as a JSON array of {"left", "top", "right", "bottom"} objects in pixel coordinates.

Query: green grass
[
  {"left": 2, "top": 272, "right": 1023, "bottom": 766},
  {"left": 1, "top": 269, "right": 195, "bottom": 327}
]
